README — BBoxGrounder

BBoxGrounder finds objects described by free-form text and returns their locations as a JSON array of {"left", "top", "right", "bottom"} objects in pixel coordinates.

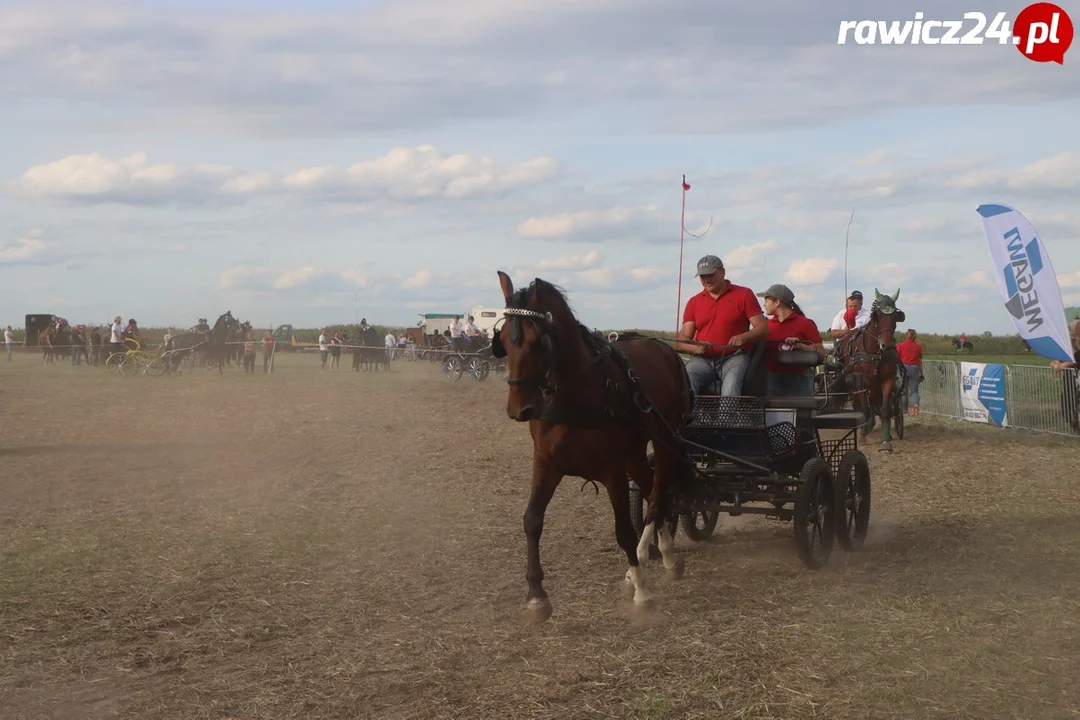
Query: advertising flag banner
[{"left": 976, "top": 203, "right": 1073, "bottom": 362}]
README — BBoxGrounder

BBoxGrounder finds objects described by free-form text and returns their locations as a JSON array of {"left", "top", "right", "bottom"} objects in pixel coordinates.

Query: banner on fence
[
  {"left": 976, "top": 203, "right": 1074, "bottom": 363},
  {"left": 960, "top": 362, "right": 1008, "bottom": 427}
]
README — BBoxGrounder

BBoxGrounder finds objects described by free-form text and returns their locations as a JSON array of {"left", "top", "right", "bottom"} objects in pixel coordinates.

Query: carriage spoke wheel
[
  {"left": 466, "top": 356, "right": 486, "bottom": 381},
  {"left": 891, "top": 388, "right": 905, "bottom": 440},
  {"left": 680, "top": 510, "right": 720, "bottom": 542},
  {"left": 105, "top": 352, "right": 127, "bottom": 376},
  {"left": 494, "top": 360, "right": 508, "bottom": 380},
  {"left": 443, "top": 355, "right": 464, "bottom": 382},
  {"left": 833, "top": 450, "right": 871, "bottom": 551},
  {"left": 794, "top": 457, "right": 835, "bottom": 570}
]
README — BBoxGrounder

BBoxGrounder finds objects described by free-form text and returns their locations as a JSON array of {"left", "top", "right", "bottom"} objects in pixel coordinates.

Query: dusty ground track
[{"left": 2, "top": 353, "right": 1079, "bottom": 719}]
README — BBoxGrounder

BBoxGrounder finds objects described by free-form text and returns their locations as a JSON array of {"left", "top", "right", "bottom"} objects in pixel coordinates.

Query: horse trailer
[{"left": 23, "top": 314, "right": 54, "bottom": 347}]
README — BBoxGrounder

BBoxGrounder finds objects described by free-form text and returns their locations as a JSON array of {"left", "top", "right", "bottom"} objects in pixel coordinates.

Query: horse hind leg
[
  {"left": 637, "top": 445, "right": 684, "bottom": 579},
  {"left": 604, "top": 472, "right": 654, "bottom": 608}
]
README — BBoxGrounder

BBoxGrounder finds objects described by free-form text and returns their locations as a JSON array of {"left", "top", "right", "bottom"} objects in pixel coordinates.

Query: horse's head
[
  {"left": 871, "top": 288, "right": 905, "bottom": 350},
  {"left": 493, "top": 270, "right": 577, "bottom": 422}
]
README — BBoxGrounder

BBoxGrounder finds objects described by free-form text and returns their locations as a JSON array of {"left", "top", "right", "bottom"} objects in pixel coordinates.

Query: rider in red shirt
[
  {"left": 676, "top": 255, "right": 768, "bottom": 396},
  {"left": 757, "top": 284, "right": 824, "bottom": 396}
]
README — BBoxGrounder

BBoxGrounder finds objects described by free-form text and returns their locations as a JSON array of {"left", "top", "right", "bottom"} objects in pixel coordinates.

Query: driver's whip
[
  {"left": 676, "top": 175, "right": 689, "bottom": 334},
  {"left": 844, "top": 208, "right": 855, "bottom": 298}
]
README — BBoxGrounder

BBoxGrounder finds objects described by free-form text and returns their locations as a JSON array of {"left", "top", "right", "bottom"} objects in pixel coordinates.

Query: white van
[{"left": 468, "top": 306, "right": 505, "bottom": 335}]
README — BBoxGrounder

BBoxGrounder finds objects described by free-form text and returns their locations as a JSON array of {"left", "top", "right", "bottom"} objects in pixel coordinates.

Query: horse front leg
[{"left": 523, "top": 457, "right": 561, "bottom": 623}]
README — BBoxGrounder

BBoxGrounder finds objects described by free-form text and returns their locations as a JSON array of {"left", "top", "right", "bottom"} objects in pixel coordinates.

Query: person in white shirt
[
  {"left": 464, "top": 316, "right": 480, "bottom": 336},
  {"left": 4, "top": 326, "right": 13, "bottom": 362},
  {"left": 829, "top": 290, "right": 871, "bottom": 340},
  {"left": 109, "top": 316, "right": 125, "bottom": 359},
  {"left": 318, "top": 329, "right": 328, "bottom": 371},
  {"left": 385, "top": 331, "right": 396, "bottom": 362}
]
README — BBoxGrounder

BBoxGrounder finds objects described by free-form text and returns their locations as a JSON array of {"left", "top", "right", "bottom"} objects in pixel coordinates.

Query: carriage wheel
[
  {"left": 105, "top": 352, "right": 127, "bottom": 375},
  {"left": 466, "top": 356, "right": 486, "bottom": 381},
  {"left": 495, "top": 360, "right": 508, "bottom": 380},
  {"left": 793, "top": 457, "right": 835, "bottom": 570},
  {"left": 443, "top": 355, "right": 464, "bottom": 381},
  {"left": 891, "top": 387, "right": 905, "bottom": 440},
  {"left": 833, "top": 450, "right": 871, "bottom": 551},
  {"left": 680, "top": 510, "right": 719, "bottom": 541}
]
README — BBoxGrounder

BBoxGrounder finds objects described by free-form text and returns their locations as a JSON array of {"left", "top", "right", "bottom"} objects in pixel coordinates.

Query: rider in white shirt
[{"left": 830, "top": 290, "right": 871, "bottom": 340}]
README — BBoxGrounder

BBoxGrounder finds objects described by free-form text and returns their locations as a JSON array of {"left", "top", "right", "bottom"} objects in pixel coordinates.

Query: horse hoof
[
  {"left": 525, "top": 597, "right": 553, "bottom": 623},
  {"left": 665, "top": 556, "right": 686, "bottom": 580},
  {"left": 633, "top": 589, "right": 655, "bottom": 607},
  {"left": 879, "top": 442, "right": 893, "bottom": 453}
]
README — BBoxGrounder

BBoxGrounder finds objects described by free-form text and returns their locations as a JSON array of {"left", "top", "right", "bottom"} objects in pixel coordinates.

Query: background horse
[
  {"left": 837, "top": 289, "right": 905, "bottom": 452},
  {"left": 492, "top": 271, "right": 693, "bottom": 622}
]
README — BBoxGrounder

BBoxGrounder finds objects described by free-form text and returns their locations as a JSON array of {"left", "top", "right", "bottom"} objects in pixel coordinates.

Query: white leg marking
[
  {"left": 636, "top": 520, "right": 655, "bottom": 565},
  {"left": 657, "top": 525, "right": 678, "bottom": 570},
  {"left": 627, "top": 565, "right": 652, "bottom": 605}
]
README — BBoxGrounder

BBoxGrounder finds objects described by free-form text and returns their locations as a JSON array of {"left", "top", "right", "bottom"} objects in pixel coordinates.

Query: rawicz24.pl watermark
[{"left": 836, "top": 3, "right": 1074, "bottom": 64}]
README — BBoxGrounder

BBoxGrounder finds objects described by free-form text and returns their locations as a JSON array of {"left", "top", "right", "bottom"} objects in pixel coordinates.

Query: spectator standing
[
  {"left": 897, "top": 329, "right": 924, "bottom": 416},
  {"left": 243, "top": 334, "right": 256, "bottom": 374},
  {"left": 263, "top": 330, "right": 276, "bottom": 373},
  {"left": 4, "top": 326, "right": 13, "bottom": 362}
]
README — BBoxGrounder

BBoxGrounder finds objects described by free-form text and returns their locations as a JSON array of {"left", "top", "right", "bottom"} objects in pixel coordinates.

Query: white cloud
[
  {"left": 11, "top": 146, "right": 557, "bottom": 205},
  {"left": 518, "top": 205, "right": 658, "bottom": 238},
  {"left": 535, "top": 250, "right": 604, "bottom": 270},
  {"left": 0, "top": 236, "right": 47, "bottom": 264},
  {"left": 401, "top": 269, "right": 432, "bottom": 289},
  {"left": 1058, "top": 270, "right": 1080, "bottom": 289},
  {"left": 1, "top": 2, "right": 1074, "bottom": 138},
  {"left": 273, "top": 266, "right": 319, "bottom": 290},
  {"left": 957, "top": 270, "right": 993, "bottom": 288},
  {"left": 723, "top": 241, "right": 777, "bottom": 272},
  {"left": 784, "top": 257, "right": 837, "bottom": 285}
]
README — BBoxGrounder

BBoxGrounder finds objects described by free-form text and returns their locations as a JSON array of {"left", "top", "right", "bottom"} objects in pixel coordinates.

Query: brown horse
[
  {"left": 491, "top": 271, "right": 693, "bottom": 622},
  {"left": 836, "top": 289, "right": 905, "bottom": 452}
]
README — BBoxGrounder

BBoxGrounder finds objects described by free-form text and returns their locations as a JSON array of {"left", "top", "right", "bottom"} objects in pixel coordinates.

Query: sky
[{"left": 1, "top": 0, "right": 1079, "bottom": 334}]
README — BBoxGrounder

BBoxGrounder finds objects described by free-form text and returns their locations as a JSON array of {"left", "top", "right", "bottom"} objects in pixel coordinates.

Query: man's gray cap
[{"left": 696, "top": 255, "right": 724, "bottom": 276}]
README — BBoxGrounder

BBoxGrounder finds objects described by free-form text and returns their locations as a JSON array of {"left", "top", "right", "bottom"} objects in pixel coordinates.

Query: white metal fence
[{"left": 918, "top": 359, "right": 1079, "bottom": 437}]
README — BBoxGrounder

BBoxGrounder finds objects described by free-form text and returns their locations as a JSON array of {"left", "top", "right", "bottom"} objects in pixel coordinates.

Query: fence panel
[
  {"left": 1005, "top": 364, "right": 1079, "bottom": 436},
  {"left": 919, "top": 359, "right": 962, "bottom": 419}
]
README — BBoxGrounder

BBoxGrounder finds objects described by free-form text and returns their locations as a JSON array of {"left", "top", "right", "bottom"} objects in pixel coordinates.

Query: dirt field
[{"left": 2, "top": 350, "right": 1079, "bottom": 720}]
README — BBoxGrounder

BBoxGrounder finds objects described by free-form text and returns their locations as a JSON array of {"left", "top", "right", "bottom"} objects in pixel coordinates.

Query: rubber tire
[
  {"left": 833, "top": 450, "right": 871, "bottom": 551},
  {"left": 794, "top": 457, "right": 835, "bottom": 570}
]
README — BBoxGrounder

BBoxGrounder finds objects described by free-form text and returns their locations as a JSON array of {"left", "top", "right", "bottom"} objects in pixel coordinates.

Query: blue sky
[{"left": 1, "top": 0, "right": 1079, "bottom": 334}]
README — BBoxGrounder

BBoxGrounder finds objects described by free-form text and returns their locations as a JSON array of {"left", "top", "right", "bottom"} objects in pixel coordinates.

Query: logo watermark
[{"left": 836, "top": 3, "right": 1074, "bottom": 64}]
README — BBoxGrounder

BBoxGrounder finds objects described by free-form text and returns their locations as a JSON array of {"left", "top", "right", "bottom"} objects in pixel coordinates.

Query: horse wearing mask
[
  {"left": 836, "top": 289, "right": 906, "bottom": 452},
  {"left": 491, "top": 271, "right": 693, "bottom": 623}
]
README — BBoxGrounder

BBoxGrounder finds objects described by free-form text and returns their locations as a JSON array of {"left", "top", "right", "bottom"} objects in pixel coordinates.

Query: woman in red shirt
[
  {"left": 757, "top": 284, "right": 825, "bottom": 396},
  {"left": 896, "top": 328, "right": 923, "bottom": 416}
]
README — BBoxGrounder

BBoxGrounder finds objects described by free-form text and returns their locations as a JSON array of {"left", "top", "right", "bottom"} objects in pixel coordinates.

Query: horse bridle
[
  {"left": 492, "top": 307, "right": 558, "bottom": 400},
  {"left": 492, "top": 306, "right": 621, "bottom": 407}
]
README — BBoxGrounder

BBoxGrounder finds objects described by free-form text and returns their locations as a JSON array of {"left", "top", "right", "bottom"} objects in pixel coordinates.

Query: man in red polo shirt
[{"left": 676, "top": 254, "right": 768, "bottom": 396}]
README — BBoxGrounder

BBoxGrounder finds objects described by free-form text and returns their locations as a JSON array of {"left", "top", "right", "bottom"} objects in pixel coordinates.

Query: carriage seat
[{"left": 701, "top": 346, "right": 823, "bottom": 404}]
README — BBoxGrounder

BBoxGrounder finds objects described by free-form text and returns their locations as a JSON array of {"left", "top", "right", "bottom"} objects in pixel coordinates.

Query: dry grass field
[{"left": 2, "top": 350, "right": 1079, "bottom": 719}]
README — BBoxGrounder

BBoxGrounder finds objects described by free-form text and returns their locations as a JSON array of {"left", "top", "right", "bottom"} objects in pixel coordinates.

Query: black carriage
[
  {"left": 442, "top": 335, "right": 508, "bottom": 382},
  {"left": 629, "top": 341, "right": 871, "bottom": 570}
]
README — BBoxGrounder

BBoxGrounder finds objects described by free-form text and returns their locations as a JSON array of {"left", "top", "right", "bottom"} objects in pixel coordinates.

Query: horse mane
[{"left": 506, "top": 278, "right": 578, "bottom": 344}]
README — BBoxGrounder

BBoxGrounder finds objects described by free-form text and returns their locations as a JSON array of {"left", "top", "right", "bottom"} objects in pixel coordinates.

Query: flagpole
[{"left": 676, "top": 175, "right": 688, "bottom": 334}]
